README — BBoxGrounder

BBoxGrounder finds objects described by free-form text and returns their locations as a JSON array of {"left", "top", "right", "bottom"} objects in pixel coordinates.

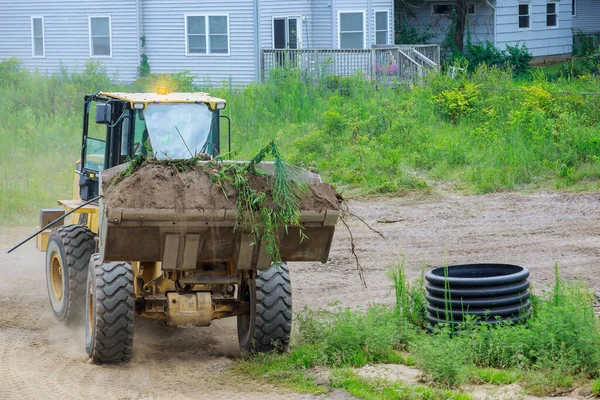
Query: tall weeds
[{"left": 2, "top": 58, "right": 600, "bottom": 224}]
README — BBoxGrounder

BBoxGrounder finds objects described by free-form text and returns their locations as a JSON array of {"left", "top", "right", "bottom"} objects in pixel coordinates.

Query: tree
[{"left": 453, "top": 0, "right": 468, "bottom": 53}]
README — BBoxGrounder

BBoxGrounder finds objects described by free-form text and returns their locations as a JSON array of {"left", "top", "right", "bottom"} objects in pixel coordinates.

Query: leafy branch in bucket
[{"left": 211, "top": 140, "right": 310, "bottom": 263}]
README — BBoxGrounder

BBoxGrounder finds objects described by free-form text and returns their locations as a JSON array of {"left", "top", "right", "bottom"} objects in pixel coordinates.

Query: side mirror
[
  {"left": 220, "top": 115, "right": 231, "bottom": 156},
  {"left": 95, "top": 103, "right": 112, "bottom": 124}
]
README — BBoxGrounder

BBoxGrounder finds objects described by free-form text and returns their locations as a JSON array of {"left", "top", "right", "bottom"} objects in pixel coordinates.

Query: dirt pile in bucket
[{"left": 102, "top": 159, "right": 341, "bottom": 212}]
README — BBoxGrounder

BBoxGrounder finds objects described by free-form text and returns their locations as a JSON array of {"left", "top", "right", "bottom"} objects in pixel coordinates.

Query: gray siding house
[
  {"left": 0, "top": 0, "right": 395, "bottom": 85},
  {"left": 572, "top": 0, "right": 600, "bottom": 33},
  {"left": 399, "top": 0, "right": 576, "bottom": 57}
]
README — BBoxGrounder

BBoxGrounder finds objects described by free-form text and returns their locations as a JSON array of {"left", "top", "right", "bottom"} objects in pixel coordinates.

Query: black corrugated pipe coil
[{"left": 425, "top": 264, "right": 530, "bottom": 331}]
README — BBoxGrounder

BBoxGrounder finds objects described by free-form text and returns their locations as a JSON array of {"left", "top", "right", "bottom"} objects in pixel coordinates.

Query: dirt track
[{"left": 1, "top": 191, "right": 599, "bottom": 399}]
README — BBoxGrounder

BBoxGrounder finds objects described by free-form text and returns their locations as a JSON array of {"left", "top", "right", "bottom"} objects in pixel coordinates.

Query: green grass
[
  {"left": 330, "top": 369, "right": 472, "bottom": 400},
  {"left": 472, "top": 368, "right": 521, "bottom": 385},
  {"left": 232, "top": 352, "right": 326, "bottom": 395},
  {"left": 232, "top": 263, "right": 600, "bottom": 398},
  {"left": 2, "top": 57, "right": 600, "bottom": 225},
  {"left": 592, "top": 378, "right": 600, "bottom": 395}
]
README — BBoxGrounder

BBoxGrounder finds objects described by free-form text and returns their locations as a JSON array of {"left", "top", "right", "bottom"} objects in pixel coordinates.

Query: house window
[
  {"left": 547, "top": 2, "right": 558, "bottom": 27},
  {"left": 89, "top": 17, "right": 111, "bottom": 57},
  {"left": 375, "top": 11, "right": 389, "bottom": 45},
  {"left": 186, "top": 15, "right": 229, "bottom": 55},
  {"left": 31, "top": 17, "right": 45, "bottom": 57},
  {"left": 433, "top": 4, "right": 452, "bottom": 15},
  {"left": 518, "top": 3, "right": 530, "bottom": 29},
  {"left": 273, "top": 17, "right": 301, "bottom": 49},
  {"left": 432, "top": 4, "right": 475, "bottom": 15},
  {"left": 339, "top": 12, "right": 365, "bottom": 49},
  {"left": 572, "top": 0, "right": 576, "bottom": 16}
]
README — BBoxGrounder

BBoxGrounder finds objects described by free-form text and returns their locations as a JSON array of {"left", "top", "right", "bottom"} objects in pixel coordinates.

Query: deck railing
[
  {"left": 260, "top": 45, "right": 440, "bottom": 83},
  {"left": 573, "top": 32, "right": 600, "bottom": 54}
]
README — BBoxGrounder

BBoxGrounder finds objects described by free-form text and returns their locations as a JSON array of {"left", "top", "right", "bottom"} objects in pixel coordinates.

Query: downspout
[
  {"left": 135, "top": 0, "right": 142, "bottom": 74},
  {"left": 331, "top": 0, "right": 336, "bottom": 47},
  {"left": 255, "top": 0, "right": 260, "bottom": 81},
  {"left": 486, "top": 0, "right": 497, "bottom": 46},
  {"left": 304, "top": 15, "right": 309, "bottom": 50},
  {"left": 392, "top": 0, "right": 395, "bottom": 44}
]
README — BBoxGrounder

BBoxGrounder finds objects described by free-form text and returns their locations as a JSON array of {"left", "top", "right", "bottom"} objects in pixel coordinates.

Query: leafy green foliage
[
  {"left": 234, "top": 262, "right": 600, "bottom": 396},
  {"left": 473, "top": 368, "right": 520, "bottom": 385},
  {"left": 466, "top": 40, "right": 533, "bottom": 76},
  {"left": 211, "top": 140, "right": 308, "bottom": 263},
  {"left": 138, "top": 36, "right": 151, "bottom": 78},
  {"left": 573, "top": 30, "right": 600, "bottom": 56},
  {"left": 386, "top": 260, "right": 428, "bottom": 329},
  {"left": 434, "top": 83, "right": 481, "bottom": 124},
  {"left": 295, "top": 304, "right": 413, "bottom": 367},
  {"left": 592, "top": 378, "right": 600, "bottom": 396},
  {"left": 2, "top": 58, "right": 600, "bottom": 225},
  {"left": 330, "top": 369, "right": 472, "bottom": 400},
  {"left": 394, "top": 15, "right": 436, "bottom": 45}
]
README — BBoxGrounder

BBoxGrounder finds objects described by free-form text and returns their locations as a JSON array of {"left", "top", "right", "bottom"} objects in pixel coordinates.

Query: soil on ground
[
  {"left": 1, "top": 191, "right": 599, "bottom": 399},
  {"left": 102, "top": 161, "right": 340, "bottom": 211}
]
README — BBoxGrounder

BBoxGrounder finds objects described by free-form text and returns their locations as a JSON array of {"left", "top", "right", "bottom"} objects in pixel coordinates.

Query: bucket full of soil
[{"left": 98, "top": 157, "right": 342, "bottom": 267}]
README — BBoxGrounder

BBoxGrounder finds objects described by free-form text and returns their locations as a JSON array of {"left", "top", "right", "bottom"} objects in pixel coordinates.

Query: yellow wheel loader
[{"left": 33, "top": 91, "right": 339, "bottom": 363}]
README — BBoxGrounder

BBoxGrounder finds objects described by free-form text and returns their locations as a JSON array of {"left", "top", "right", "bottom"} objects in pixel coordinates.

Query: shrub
[
  {"left": 466, "top": 40, "right": 532, "bottom": 76},
  {"left": 435, "top": 82, "right": 481, "bottom": 124}
]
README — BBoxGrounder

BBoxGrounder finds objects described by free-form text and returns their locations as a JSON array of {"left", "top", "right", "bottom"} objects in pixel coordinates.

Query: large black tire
[
  {"left": 45, "top": 225, "right": 95, "bottom": 323},
  {"left": 86, "top": 254, "right": 135, "bottom": 364},
  {"left": 238, "top": 263, "right": 292, "bottom": 355}
]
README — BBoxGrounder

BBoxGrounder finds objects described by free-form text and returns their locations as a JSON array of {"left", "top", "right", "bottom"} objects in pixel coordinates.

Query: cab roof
[{"left": 97, "top": 91, "right": 226, "bottom": 110}]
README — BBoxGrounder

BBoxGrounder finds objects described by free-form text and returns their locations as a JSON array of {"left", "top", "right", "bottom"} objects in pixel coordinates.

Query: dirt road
[{"left": 1, "top": 191, "right": 599, "bottom": 399}]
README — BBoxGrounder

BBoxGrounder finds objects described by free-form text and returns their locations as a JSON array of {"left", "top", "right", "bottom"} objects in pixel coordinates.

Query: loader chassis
[{"left": 37, "top": 91, "right": 337, "bottom": 363}]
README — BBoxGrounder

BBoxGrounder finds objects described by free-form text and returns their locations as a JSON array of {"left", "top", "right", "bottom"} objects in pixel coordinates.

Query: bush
[
  {"left": 295, "top": 304, "right": 413, "bottom": 367},
  {"left": 466, "top": 40, "right": 532, "bottom": 76}
]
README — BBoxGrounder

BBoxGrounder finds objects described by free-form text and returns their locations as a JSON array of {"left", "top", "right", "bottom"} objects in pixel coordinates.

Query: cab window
[
  {"left": 133, "top": 110, "right": 149, "bottom": 155},
  {"left": 84, "top": 103, "right": 107, "bottom": 171}
]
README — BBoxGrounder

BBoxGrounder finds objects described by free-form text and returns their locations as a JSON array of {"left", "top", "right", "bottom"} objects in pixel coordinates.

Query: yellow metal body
[
  {"left": 98, "top": 91, "right": 226, "bottom": 111},
  {"left": 36, "top": 91, "right": 337, "bottom": 328}
]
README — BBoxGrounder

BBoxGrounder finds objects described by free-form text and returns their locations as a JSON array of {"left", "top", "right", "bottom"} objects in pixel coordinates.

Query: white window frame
[
  {"left": 271, "top": 16, "right": 303, "bottom": 49},
  {"left": 31, "top": 16, "right": 45, "bottom": 58},
  {"left": 373, "top": 10, "right": 390, "bottom": 45},
  {"left": 337, "top": 10, "right": 366, "bottom": 49},
  {"left": 518, "top": 2, "right": 531, "bottom": 31},
  {"left": 546, "top": 1, "right": 559, "bottom": 28},
  {"left": 89, "top": 16, "right": 112, "bottom": 58},
  {"left": 184, "top": 14, "right": 231, "bottom": 56}
]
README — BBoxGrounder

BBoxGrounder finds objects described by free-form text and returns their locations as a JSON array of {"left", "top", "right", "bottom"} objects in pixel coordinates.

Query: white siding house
[
  {"left": 0, "top": 0, "right": 395, "bottom": 85},
  {"left": 257, "top": 0, "right": 395, "bottom": 49},
  {"left": 398, "top": 0, "right": 574, "bottom": 57},
  {"left": 0, "top": 0, "right": 140, "bottom": 82},
  {"left": 496, "top": 0, "right": 572, "bottom": 56},
  {"left": 142, "top": 0, "right": 258, "bottom": 85}
]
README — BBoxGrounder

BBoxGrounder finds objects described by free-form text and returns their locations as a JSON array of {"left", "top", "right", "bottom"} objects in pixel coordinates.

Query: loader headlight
[
  {"left": 215, "top": 102, "right": 226, "bottom": 110},
  {"left": 133, "top": 102, "right": 145, "bottom": 110}
]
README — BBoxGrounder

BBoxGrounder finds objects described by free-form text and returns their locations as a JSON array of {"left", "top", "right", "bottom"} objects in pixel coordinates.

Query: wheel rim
[
  {"left": 87, "top": 277, "right": 94, "bottom": 335},
  {"left": 50, "top": 253, "right": 64, "bottom": 301}
]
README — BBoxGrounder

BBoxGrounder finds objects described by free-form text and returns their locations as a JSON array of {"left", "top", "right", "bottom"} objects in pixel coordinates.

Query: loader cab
[{"left": 79, "top": 91, "right": 228, "bottom": 201}]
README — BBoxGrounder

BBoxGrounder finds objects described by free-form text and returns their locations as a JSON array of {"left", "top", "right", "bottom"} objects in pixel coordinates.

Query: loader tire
[
  {"left": 238, "top": 263, "right": 292, "bottom": 355},
  {"left": 45, "top": 225, "right": 95, "bottom": 324},
  {"left": 86, "top": 254, "right": 135, "bottom": 364}
]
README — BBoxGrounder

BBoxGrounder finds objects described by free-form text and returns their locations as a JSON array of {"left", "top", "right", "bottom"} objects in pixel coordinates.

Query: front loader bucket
[{"left": 98, "top": 163, "right": 339, "bottom": 270}]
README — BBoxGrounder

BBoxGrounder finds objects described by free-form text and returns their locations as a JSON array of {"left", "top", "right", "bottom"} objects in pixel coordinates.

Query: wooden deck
[{"left": 260, "top": 45, "right": 440, "bottom": 84}]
